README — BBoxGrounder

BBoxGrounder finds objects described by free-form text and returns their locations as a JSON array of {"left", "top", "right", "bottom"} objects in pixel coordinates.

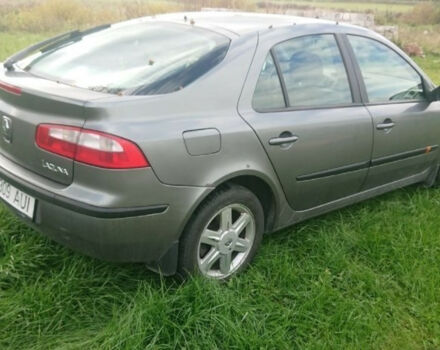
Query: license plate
[{"left": 0, "top": 179, "right": 36, "bottom": 219}]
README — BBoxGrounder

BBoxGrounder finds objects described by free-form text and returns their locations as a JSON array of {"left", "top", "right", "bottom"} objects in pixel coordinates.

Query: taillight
[
  {"left": 36, "top": 124, "right": 149, "bottom": 169},
  {"left": 36, "top": 124, "right": 79, "bottom": 159},
  {"left": 0, "top": 81, "right": 21, "bottom": 95}
]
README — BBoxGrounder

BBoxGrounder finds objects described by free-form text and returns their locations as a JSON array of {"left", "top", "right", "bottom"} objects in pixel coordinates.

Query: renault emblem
[{"left": 1, "top": 116, "right": 12, "bottom": 143}]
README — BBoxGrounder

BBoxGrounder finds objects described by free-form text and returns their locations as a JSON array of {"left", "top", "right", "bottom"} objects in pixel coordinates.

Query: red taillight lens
[
  {"left": 0, "top": 81, "right": 22, "bottom": 95},
  {"left": 36, "top": 124, "right": 80, "bottom": 159},
  {"left": 75, "top": 129, "right": 149, "bottom": 169},
  {"left": 36, "top": 124, "right": 149, "bottom": 169}
]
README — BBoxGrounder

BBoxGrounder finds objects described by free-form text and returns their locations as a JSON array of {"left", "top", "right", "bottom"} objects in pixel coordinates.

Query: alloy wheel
[{"left": 197, "top": 203, "right": 256, "bottom": 279}]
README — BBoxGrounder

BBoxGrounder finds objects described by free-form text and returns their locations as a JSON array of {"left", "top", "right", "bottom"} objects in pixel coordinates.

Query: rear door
[
  {"left": 346, "top": 35, "right": 440, "bottom": 189},
  {"left": 239, "top": 33, "right": 373, "bottom": 211}
]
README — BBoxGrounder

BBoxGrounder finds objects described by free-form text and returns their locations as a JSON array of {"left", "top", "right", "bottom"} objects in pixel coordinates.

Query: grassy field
[
  {"left": 1, "top": 18, "right": 440, "bottom": 350},
  {"left": 271, "top": 0, "right": 414, "bottom": 13},
  {"left": 1, "top": 177, "right": 440, "bottom": 348},
  {"left": 414, "top": 54, "right": 440, "bottom": 84}
]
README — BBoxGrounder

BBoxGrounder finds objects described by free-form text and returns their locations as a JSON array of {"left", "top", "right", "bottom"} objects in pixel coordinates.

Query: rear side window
[
  {"left": 18, "top": 22, "right": 230, "bottom": 96},
  {"left": 348, "top": 35, "right": 425, "bottom": 103},
  {"left": 252, "top": 53, "right": 286, "bottom": 111},
  {"left": 273, "top": 34, "right": 352, "bottom": 108}
]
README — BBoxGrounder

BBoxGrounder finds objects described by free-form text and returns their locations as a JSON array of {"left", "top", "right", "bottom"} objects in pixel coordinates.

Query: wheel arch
[
  {"left": 185, "top": 170, "right": 280, "bottom": 235},
  {"left": 154, "top": 171, "right": 282, "bottom": 275},
  {"left": 225, "top": 175, "right": 276, "bottom": 233}
]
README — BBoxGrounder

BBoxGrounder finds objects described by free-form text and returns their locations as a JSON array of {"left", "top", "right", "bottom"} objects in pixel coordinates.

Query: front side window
[
  {"left": 18, "top": 22, "right": 230, "bottom": 96},
  {"left": 273, "top": 34, "right": 352, "bottom": 108},
  {"left": 348, "top": 35, "right": 425, "bottom": 103},
  {"left": 252, "top": 53, "right": 286, "bottom": 111}
]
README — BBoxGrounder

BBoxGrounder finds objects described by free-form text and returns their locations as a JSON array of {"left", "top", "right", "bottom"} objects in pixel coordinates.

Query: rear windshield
[{"left": 18, "top": 22, "right": 230, "bottom": 95}]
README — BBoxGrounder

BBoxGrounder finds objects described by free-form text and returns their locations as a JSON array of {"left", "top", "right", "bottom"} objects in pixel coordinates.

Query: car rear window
[{"left": 18, "top": 22, "right": 230, "bottom": 96}]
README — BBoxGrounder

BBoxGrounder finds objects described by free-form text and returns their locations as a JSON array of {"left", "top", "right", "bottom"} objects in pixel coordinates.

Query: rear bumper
[
  {"left": 0, "top": 153, "right": 213, "bottom": 275},
  {"left": 0, "top": 163, "right": 168, "bottom": 218}
]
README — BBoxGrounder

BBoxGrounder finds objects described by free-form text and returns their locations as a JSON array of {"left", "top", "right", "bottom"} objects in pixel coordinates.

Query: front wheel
[{"left": 179, "top": 185, "right": 264, "bottom": 279}]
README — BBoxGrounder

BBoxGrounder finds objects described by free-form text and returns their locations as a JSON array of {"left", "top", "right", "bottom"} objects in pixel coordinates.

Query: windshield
[{"left": 18, "top": 22, "right": 230, "bottom": 95}]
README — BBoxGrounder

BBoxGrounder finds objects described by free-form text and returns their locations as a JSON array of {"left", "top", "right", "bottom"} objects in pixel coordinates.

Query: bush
[
  {"left": 398, "top": 24, "right": 440, "bottom": 56},
  {"left": 0, "top": 0, "right": 257, "bottom": 33},
  {"left": 4, "top": 0, "right": 94, "bottom": 32},
  {"left": 179, "top": 0, "right": 256, "bottom": 11},
  {"left": 2, "top": 0, "right": 183, "bottom": 33},
  {"left": 401, "top": 2, "right": 440, "bottom": 26}
]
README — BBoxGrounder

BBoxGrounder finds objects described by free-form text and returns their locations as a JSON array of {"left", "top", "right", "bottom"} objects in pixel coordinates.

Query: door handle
[
  {"left": 376, "top": 119, "right": 395, "bottom": 130},
  {"left": 269, "top": 134, "right": 299, "bottom": 146}
]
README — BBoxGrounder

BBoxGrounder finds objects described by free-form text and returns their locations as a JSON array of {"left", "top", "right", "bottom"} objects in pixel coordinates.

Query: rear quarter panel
[
  {"left": 82, "top": 35, "right": 277, "bottom": 182},
  {"left": 80, "top": 32, "right": 293, "bottom": 229}
]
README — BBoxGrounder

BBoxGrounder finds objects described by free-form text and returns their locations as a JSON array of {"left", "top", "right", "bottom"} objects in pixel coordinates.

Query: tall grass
[
  {"left": 0, "top": 0, "right": 184, "bottom": 32},
  {"left": 1, "top": 3, "right": 440, "bottom": 348},
  {"left": 2, "top": 0, "right": 439, "bottom": 57},
  {"left": 179, "top": 0, "right": 256, "bottom": 11},
  {"left": 398, "top": 25, "right": 440, "bottom": 56},
  {"left": 1, "top": 183, "right": 440, "bottom": 348},
  {"left": 400, "top": 1, "right": 440, "bottom": 25},
  {"left": 0, "top": 0, "right": 257, "bottom": 33}
]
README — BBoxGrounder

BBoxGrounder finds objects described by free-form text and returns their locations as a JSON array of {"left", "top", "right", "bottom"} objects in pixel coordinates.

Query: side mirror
[{"left": 428, "top": 86, "right": 440, "bottom": 102}]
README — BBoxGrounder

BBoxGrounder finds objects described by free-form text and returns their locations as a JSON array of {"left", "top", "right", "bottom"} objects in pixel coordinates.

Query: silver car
[{"left": 0, "top": 12, "right": 439, "bottom": 279}]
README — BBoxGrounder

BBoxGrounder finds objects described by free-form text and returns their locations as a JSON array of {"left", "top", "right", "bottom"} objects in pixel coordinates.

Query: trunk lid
[{"left": 0, "top": 68, "right": 107, "bottom": 185}]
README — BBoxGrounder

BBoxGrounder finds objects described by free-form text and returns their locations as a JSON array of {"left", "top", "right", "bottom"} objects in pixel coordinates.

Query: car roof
[{"left": 155, "top": 11, "right": 354, "bottom": 36}]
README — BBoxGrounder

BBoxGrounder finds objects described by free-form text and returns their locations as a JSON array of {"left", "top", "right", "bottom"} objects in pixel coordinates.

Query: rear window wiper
[{"left": 3, "top": 24, "right": 111, "bottom": 71}]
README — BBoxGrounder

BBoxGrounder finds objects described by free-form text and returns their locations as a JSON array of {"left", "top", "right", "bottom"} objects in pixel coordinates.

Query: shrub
[
  {"left": 401, "top": 2, "right": 440, "bottom": 26},
  {"left": 2, "top": 0, "right": 183, "bottom": 33},
  {"left": 4, "top": 0, "right": 93, "bottom": 32},
  {"left": 177, "top": 0, "right": 256, "bottom": 11},
  {"left": 398, "top": 24, "right": 440, "bottom": 56},
  {"left": 1, "top": 0, "right": 257, "bottom": 34}
]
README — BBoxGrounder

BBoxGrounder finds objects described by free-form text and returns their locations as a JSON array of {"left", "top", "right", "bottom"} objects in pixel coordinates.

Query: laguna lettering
[{"left": 42, "top": 160, "right": 69, "bottom": 176}]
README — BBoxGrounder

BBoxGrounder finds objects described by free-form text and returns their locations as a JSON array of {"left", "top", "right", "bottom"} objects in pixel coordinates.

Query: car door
[
  {"left": 346, "top": 35, "right": 440, "bottom": 189},
  {"left": 238, "top": 33, "right": 373, "bottom": 211}
]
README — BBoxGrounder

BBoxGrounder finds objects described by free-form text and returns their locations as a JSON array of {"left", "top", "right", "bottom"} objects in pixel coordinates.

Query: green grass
[
  {"left": 2, "top": 184, "right": 440, "bottom": 348},
  {"left": 1, "top": 31, "right": 440, "bottom": 349},
  {"left": 414, "top": 54, "right": 440, "bottom": 85},
  {"left": 0, "top": 32, "right": 51, "bottom": 61}
]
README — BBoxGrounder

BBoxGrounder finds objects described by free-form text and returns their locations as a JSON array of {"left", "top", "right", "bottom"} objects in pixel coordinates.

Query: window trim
[
  {"left": 344, "top": 33, "right": 428, "bottom": 106},
  {"left": 271, "top": 49, "right": 290, "bottom": 107},
  {"left": 252, "top": 33, "right": 359, "bottom": 114},
  {"left": 251, "top": 51, "right": 288, "bottom": 112}
]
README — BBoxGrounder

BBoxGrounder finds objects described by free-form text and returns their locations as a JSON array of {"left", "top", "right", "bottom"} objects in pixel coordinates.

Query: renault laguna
[{"left": 0, "top": 12, "right": 439, "bottom": 279}]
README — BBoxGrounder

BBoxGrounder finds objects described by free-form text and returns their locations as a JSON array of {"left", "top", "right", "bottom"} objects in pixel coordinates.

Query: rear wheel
[{"left": 179, "top": 185, "right": 264, "bottom": 279}]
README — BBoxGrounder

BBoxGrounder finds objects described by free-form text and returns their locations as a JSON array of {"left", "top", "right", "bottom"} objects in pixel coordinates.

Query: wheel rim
[{"left": 197, "top": 203, "right": 256, "bottom": 279}]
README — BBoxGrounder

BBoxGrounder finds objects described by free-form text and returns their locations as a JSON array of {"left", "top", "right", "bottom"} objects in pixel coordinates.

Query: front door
[
  {"left": 239, "top": 34, "right": 373, "bottom": 211},
  {"left": 347, "top": 35, "right": 440, "bottom": 189}
]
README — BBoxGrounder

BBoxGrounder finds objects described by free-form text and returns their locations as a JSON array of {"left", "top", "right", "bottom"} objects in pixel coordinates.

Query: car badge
[{"left": 1, "top": 115, "right": 12, "bottom": 143}]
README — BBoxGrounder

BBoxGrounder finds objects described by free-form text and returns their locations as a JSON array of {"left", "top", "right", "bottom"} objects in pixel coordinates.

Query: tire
[{"left": 178, "top": 184, "right": 264, "bottom": 279}]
